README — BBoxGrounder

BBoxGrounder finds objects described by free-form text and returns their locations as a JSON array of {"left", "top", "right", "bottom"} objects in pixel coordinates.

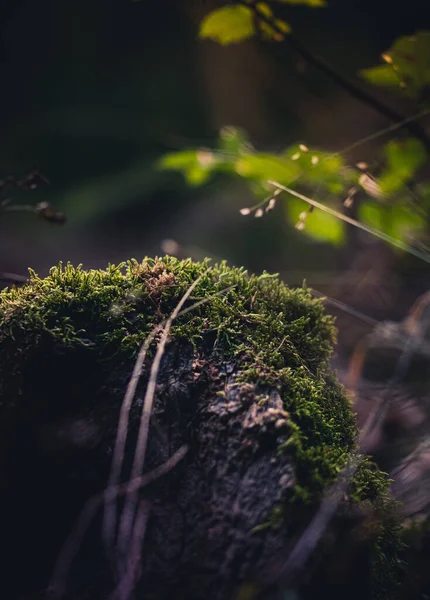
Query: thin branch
[
  {"left": 102, "top": 324, "right": 162, "bottom": 553},
  {"left": 116, "top": 271, "right": 209, "bottom": 563},
  {"left": 268, "top": 180, "right": 430, "bottom": 263},
  {"left": 271, "top": 324, "right": 424, "bottom": 586},
  {"left": 103, "top": 281, "right": 237, "bottom": 556},
  {"left": 334, "top": 107, "right": 430, "bottom": 157},
  {"left": 309, "top": 288, "right": 379, "bottom": 327},
  {"left": 0, "top": 272, "right": 27, "bottom": 284},
  {"left": 47, "top": 445, "right": 188, "bottom": 600},
  {"left": 238, "top": 0, "right": 430, "bottom": 151},
  {"left": 108, "top": 500, "right": 150, "bottom": 600}
]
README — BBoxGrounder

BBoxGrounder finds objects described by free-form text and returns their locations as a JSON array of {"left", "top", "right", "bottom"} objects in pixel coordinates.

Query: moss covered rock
[{"left": 0, "top": 258, "right": 401, "bottom": 600}]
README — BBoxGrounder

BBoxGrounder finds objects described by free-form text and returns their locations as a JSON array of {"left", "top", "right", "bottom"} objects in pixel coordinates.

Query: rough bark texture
[{"left": 0, "top": 258, "right": 401, "bottom": 600}]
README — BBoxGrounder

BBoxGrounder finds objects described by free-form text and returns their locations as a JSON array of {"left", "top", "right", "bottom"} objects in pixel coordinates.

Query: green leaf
[
  {"left": 235, "top": 153, "right": 301, "bottom": 183},
  {"left": 159, "top": 150, "right": 198, "bottom": 170},
  {"left": 199, "top": 5, "right": 254, "bottom": 45},
  {"left": 159, "top": 149, "right": 219, "bottom": 186},
  {"left": 285, "top": 197, "right": 345, "bottom": 245},
  {"left": 282, "top": 145, "right": 352, "bottom": 194},
  {"left": 378, "top": 138, "right": 427, "bottom": 195},
  {"left": 360, "top": 30, "right": 430, "bottom": 99},
  {"left": 359, "top": 65, "right": 401, "bottom": 89},
  {"left": 358, "top": 202, "right": 383, "bottom": 231},
  {"left": 359, "top": 201, "right": 424, "bottom": 243}
]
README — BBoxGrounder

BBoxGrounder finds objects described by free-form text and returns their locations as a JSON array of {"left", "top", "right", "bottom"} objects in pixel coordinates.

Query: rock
[{"left": 0, "top": 258, "right": 401, "bottom": 600}]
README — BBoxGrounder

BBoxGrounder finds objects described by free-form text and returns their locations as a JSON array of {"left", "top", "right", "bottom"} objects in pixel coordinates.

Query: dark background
[{"left": 1, "top": 0, "right": 429, "bottom": 351}]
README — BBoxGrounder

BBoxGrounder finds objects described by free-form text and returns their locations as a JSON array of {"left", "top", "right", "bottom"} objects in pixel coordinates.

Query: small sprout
[
  {"left": 381, "top": 53, "right": 393, "bottom": 64},
  {"left": 299, "top": 144, "right": 308, "bottom": 153},
  {"left": 265, "top": 197, "right": 277, "bottom": 213},
  {"left": 254, "top": 208, "right": 264, "bottom": 218},
  {"left": 240, "top": 207, "right": 252, "bottom": 216},
  {"left": 299, "top": 211, "right": 308, "bottom": 221},
  {"left": 296, "top": 221, "right": 305, "bottom": 231},
  {"left": 291, "top": 152, "right": 301, "bottom": 161},
  {"left": 311, "top": 155, "right": 319, "bottom": 165}
]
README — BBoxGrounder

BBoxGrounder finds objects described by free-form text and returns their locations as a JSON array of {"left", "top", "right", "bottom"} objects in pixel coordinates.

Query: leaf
[
  {"left": 235, "top": 153, "right": 301, "bottom": 183},
  {"left": 359, "top": 65, "right": 401, "bottom": 89},
  {"left": 378, "top": 138, "right": 427, "bottom": 195},
  {"left": 359, "top": 201, "right": 424, "bottom": 243},
  {"left": 159, "top": 150, "right": 198, "bottom": 170},
  {"left": 282, "top": 145, "right": 352, "bottom": 194},
  {"left": 361, "top": 31, "right": 430, "bottom": 99},
  {"left": 159, "top": 149, "right": 219, "bottom": 186},
  {"left": 199, "top": 5, "right": 254, "bottom": 45},
  {"left": 285, "top": 196, "right": 345, "bottom": 245}
]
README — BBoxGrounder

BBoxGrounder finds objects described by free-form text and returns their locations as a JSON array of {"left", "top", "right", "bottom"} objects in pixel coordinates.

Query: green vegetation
[
  {"left": 0, "top": 258, "right": 402, "bottom": 596},
  {"left": 160, "top": 1, "right": 430, "bottom": 255}
]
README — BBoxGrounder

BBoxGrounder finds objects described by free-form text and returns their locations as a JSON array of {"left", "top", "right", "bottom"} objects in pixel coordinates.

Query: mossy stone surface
[{"left": 0, "top": 257, "right": 402, "bottom": 600}]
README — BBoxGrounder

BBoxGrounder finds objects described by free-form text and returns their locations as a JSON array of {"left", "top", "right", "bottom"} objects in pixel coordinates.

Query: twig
[
  {"left": 0, "top": 272, "right": 27, "bottom": 284},
  {"left": 47, "top": 445, "right": 188, "bottom": 600},
  {"left": 103, "top": 280, "right": 237, "bottom": 557},
  {"left": 271, "top": 316, "right": 423, "bottom": 586},
  {"left": 238, "top": 0, "right": 430, "bottom": 151},
  {"left": 108, "top": 500, "right": 150, "bottom": 600},
  {"left": 309, "top": 288, "right": 379, "bottom": 327},
  {"left": 268, "top": 180, "right": 430, "bottom": 263},
  {"left": 116, "top": 271, "right": 209, "bottom": 565},
  {"left": 102, "top": 323, "right": 163, "bottom": 553}
]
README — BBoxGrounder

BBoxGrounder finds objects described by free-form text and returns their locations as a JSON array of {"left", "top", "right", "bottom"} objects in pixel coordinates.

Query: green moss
[{"left": 0, "top": 257, "right": 402, "bottom": 596}]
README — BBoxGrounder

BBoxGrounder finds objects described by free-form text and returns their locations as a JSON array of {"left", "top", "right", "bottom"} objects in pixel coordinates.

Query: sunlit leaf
[
  {"left": 358, "top": 202, "right": 383, "bottom": 231},
  {"left": 159, "top": 150, "right": 199, "bottom": 170},
  {"left": 235, "top": 153, "right": 301, "bottom": 183},
  {"left": 159, "top": 150, "right": 218, "bottom": 186},
  {"left": 185, "top": 165, "right": 212, "bottom": 186},
  {"left": 359, "top": 65, "right": 401, "bottom": 89},
  {"left": 387, "top": 205, "right": 424, "bottom": 241},
  {"left": 285, "top": 196, "right": 345, "bottom": 245},
  {"left": 378, "top": 138, "right": 427, "bottom": 195},
  {"left": 360, "top": 31, "right": 430, "bottom": 99},
  {"left": 199, "top": 5, "right": 254, "bottom": 45},
  {"left": 359, "top": 201, "right": 424, "bottom": 243},
  {"left": 282, "top": 144, "right": 352, "bottom": 193}
]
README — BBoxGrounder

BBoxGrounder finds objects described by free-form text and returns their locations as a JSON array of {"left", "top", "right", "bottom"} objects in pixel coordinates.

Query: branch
[
  {"left": 0, "top": 272, "right": 27, "bottom": 284},
  {"left": 239, "top": 1, "right": 430, "bottom": 152}
]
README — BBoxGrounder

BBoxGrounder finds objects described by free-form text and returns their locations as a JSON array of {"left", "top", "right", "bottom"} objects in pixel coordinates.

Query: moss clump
[{"left": 0, "top": 257, "right": 402, "bottom": 598}]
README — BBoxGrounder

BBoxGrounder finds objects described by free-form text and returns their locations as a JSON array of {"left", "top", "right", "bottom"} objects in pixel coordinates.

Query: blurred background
[{"left": 1, "top": 0, "right": 430, "bottom": 355}]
